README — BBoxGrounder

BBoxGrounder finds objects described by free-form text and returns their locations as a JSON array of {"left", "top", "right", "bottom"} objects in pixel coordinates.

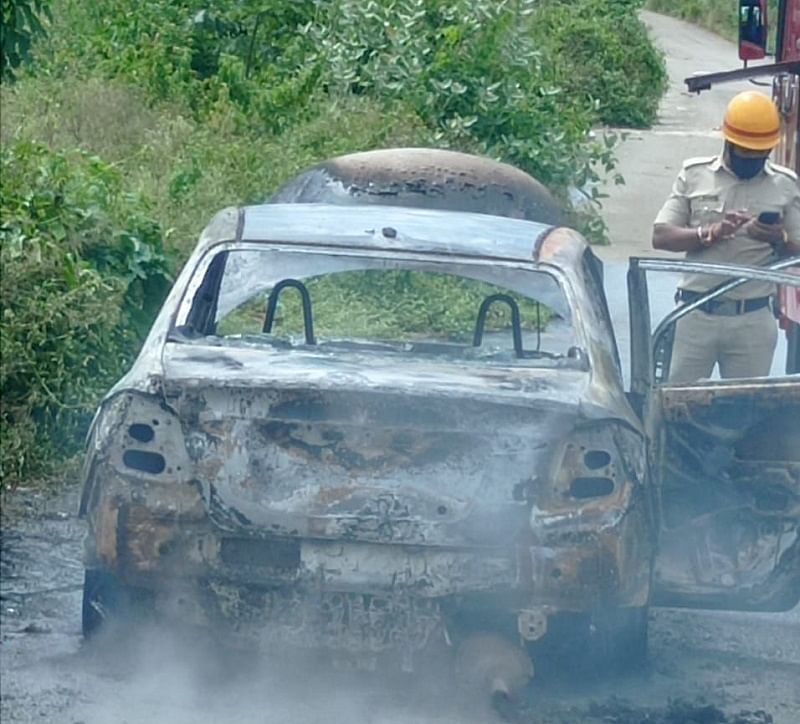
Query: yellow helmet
[{"left": 722, "top": 91, "right": 780, "bottom": 151}]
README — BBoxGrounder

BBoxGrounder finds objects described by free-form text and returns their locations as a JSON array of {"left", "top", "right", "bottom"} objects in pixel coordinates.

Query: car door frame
[{"left": 627, "top": 255, "right": 800, "bottom": 612}]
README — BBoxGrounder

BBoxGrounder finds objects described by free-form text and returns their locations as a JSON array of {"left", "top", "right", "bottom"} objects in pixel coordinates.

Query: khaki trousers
[{"left": 669, "top": 306, "right": 778, "bottom": 383}]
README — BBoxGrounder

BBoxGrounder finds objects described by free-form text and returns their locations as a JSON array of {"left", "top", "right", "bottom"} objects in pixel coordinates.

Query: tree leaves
[{"left": 1, "top": 0, "right": 51, "bottom": 82}]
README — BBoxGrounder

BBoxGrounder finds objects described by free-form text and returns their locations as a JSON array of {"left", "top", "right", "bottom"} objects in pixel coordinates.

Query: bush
[
  {"left": 0, "top": 142, "right": 172, "bottom": 485},
  {"left": 534, "top": 0, "right": 666, "bottom": 128},
  {"left": 34, "top": 0, "right": 665, "bottom": 204},
  {"left": 0, "top": 78, "right": 434, "bottom": 252},
  {"left": 1, "top": 0, "right": 51, "bottom": 82},
  {"left": 302, "top": 0, "right": 600, "bottom": 196}
]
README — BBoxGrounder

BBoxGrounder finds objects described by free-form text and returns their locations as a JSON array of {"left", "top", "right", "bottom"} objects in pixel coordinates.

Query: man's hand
[
  {"left": 652, "top": 211, "right": 752, "bottom": 253},
  {"left": 744, "top": 217, "right": 786, "bottom": 245},
  {"left": 706, "top": 211, "right": 751, "bottom": 243}
]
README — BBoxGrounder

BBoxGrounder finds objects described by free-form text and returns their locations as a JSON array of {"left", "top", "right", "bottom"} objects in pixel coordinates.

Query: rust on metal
[{"left": 79, "top": 185, "right": 649, "bottom": 671}]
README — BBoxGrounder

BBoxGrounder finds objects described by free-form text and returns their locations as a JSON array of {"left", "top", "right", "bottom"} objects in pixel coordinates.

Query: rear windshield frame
[{"left": 171, "top": 242, "right": 587, "bottom": 367}]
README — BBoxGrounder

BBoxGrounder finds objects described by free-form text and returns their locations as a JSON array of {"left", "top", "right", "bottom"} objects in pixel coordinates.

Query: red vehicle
[{"left": 686, "top": 0, "right": 800, "bottom": 372}]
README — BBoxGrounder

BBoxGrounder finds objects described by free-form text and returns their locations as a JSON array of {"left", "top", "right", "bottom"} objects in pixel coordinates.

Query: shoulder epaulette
[
  {"left": 768, "top": 161, "right": 798, "bottom": 181},
  {"left": 682, "top": 155, "right": 717, "bottom": 169}
]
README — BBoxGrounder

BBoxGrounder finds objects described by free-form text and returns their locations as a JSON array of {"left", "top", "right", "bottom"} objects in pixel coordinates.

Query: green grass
[{"left": 0, "top": 79, "right": 433, "bottom": 256}]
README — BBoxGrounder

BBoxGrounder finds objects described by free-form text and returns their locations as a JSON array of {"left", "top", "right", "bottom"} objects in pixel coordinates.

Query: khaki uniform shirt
[{"left": 654, "top": 156, "right": 800, "bottom": 299}]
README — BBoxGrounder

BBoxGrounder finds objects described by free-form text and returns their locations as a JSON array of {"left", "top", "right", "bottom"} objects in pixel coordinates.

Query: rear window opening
[{"left": 173, "top": 249, "right": 584, "bottom": 368}]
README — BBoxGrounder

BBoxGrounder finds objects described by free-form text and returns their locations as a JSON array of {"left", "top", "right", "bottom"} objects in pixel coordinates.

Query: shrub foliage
[
  {"left": 0, "top": 0, "right": 50, "bottom": 81},
  {"left": 0, "top": 142, "right": 171, "bottom": 484},
  {"left": 41, "top": 0, "right": 664, "bottom": 200}
]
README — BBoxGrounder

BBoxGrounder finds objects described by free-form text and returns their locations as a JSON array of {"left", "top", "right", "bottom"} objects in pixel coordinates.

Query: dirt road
[
  {"left": 1, "top": 12, "right": 798, "bottom": 724},
  {"left": 2, "top": 482, "right": 799, "bottom": 723}
]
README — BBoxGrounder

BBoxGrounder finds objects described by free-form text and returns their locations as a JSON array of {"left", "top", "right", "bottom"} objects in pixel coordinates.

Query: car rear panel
[{"left": 162, "top": 344, "right": 583, "bottom": 549}]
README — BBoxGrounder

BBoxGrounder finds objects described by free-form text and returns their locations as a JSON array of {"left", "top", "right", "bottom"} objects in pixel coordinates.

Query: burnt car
[{"left": 79, "top": 149, "right": 800, "bottom": 700}]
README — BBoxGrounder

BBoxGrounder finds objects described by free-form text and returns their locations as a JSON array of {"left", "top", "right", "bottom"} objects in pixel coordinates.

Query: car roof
[
  {"left": 199, "top": 203, "right": 589, "bottom": 266},
  {"left": 269, "top": 148, "right": 564, "bottom": 225}
]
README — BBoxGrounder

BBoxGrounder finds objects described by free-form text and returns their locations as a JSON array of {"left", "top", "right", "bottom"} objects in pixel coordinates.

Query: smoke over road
[{"left": 2, "top": 487, "right": 798, "bottom": 723}]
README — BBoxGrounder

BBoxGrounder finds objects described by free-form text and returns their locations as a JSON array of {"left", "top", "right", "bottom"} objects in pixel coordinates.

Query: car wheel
[
  {"left": 81, "top": 568, "right": 150, "bottom": 638},
  {"left": 530, "top": 606, "right": 649, "bottom": 678},
  {"left": 587, "top": 605, "right": 649, "bottom": 672}
]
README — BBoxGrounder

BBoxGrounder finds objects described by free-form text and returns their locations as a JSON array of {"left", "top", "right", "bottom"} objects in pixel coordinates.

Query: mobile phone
[{"left": 758, "top": 211, "right": 781, "bottom": 224}]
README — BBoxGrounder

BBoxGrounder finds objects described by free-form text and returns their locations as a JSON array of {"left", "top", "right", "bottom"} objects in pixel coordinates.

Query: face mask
[{"left": 728, "top": 147, "right": 767, "bottom": 180}]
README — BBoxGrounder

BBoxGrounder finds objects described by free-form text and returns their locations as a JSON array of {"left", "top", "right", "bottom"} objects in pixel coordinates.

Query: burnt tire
[
  {"left": 81, "top": 569, "right": 150, "bottom": 638},
  {"left": 530, "top": 606, "right": 649, "bottom": 679},
  {"left": 587, "top": 605, "right": 649, "bottom": 673}
]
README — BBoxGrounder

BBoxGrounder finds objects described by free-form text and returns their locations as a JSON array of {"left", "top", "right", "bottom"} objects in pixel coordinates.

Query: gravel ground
[{"left": 1, "top": 483, "right": 798, "bottom": 724}]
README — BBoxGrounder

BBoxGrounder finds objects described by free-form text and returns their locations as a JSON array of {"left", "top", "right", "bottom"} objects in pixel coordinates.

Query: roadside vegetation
[{"left": 0, "top": 0, "right": 667, "bottom": 487}]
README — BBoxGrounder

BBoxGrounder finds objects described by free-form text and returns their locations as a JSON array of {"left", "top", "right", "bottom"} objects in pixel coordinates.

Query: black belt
[{"left": 676, "top": 289, "right": 771, "bottom": 316}]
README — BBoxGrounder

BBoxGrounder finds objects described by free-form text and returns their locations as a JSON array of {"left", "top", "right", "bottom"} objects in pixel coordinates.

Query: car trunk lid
[{"left": 163, "top": 343, "right": 591, "bottom": 547}]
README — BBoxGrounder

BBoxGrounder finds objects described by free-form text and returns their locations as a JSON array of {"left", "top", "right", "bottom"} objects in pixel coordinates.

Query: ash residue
[
  {"left": 510, "top": 698, "right": 776, "bottom": 724},
  {"left": 584, "top": 698, "right": 773, "bottom": 724}
]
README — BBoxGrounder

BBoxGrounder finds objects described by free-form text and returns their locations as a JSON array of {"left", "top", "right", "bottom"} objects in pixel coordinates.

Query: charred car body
[{"left": 80, "top": 150, "right": 800, "bottom": 696}]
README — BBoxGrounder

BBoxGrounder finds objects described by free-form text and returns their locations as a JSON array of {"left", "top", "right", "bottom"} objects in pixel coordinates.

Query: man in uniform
[{"left": 652, "top": 90, "right": 800, "bottom": 383}]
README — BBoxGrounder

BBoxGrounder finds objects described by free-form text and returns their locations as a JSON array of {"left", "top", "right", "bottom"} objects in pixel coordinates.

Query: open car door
[{"left": 628, "top": 256, "right": 800, "bottom": 611}]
